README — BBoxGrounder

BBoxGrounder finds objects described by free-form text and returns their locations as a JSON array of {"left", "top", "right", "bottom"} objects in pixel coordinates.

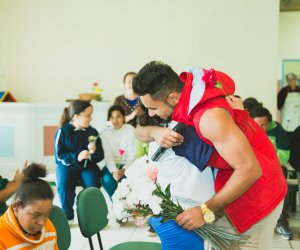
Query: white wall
[{"left": 0, "top": 0, "right": 279, "bottom": 113}]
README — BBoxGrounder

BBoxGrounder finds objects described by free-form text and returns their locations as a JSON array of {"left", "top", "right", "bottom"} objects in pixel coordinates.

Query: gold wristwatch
[{"left": 200, "top": 203, "right": 215, "bottom": 223}]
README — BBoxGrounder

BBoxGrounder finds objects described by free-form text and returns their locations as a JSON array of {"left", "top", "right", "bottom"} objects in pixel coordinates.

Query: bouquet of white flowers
[{"left": 108, "top": 156, "right": 250, "bottom": 250}]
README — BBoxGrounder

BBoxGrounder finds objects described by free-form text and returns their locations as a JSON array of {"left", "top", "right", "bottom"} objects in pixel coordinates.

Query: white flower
[
  {"left": 111, "top": 200, "right": 125, "bottom": 220},
  {"left": 125, "top": 156, "right": 148, "bottom": 179},
  {"left": 107, "top": 205, "right": 121, "bottom": 228},
  {"left": 126, "top": 191, "right": 140, "bottom": 206},
  {"left": 148, "top": 196, "right": 163, "bottom": 215},
  {"left": 110, "top": 156, "right": 163, "bottom": 227},
  {"left": 116, "top": 181, "right": 131, "bottom": 197},
  {"left": 131, "top": 178, "right": 154, "bottom": 199}
]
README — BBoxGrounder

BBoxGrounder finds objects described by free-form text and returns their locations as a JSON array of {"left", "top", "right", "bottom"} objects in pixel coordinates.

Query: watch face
[{"left": 204, "top": 210, "right": 215, "bottom": 223}]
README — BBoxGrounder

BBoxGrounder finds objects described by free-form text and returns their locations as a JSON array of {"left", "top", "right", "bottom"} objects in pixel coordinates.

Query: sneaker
[
  {"left": 146, "top": 225, "right": 157, "bottom": 237},
  {"left": 276, "top": 225, "right": 293, "bottom": 240},
  {"left": 68, "top": 219, "right": 74, "bottom": 226}
]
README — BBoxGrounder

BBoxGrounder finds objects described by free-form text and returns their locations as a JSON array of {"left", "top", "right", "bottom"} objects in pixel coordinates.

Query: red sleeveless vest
[{"left": 172, "top": 71, "right": 287, "bottom": 233}]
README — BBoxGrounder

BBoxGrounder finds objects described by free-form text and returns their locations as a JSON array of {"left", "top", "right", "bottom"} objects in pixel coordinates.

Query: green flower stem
[{"left": 153, "top": 182, "right": 250, "bottom": 249}]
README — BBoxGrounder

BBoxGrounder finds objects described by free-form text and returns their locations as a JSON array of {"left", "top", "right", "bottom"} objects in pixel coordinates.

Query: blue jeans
[
  {"left": 148, "top": 217, "right": 204, "bottom": 250},
  {"left": 56, "top": 164, "right": 101, "bottom": 220},
  {"left": 101, "top": 166, "right": 118, "bottom": 198}
]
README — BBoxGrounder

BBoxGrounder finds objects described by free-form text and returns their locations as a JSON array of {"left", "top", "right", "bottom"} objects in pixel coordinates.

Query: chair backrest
[
  {"left": 76, "top": 187, "right": 109, "bottom": 238},
  {"left": 49, "top": 205, "right": 71, "bottom": 250},
  {"left": 110, "top": 241, "right": 161, "bottom": 250}
]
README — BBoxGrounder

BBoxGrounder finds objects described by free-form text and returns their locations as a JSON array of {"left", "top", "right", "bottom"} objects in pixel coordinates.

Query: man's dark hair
[
  {"left": 132, "top": 61, "right": 184, "bottom": 102},
  {"left": 249, "top": 106, "right": 272, "bottom": 122}
]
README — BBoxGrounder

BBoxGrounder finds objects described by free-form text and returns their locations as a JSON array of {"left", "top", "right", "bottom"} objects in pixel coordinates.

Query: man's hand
[
  {"left": 153, "top": 127, "right": 183, "bottom": 148},
  {"left": 176, "top": 206, "right": 205, "bottom": 230},
  {"left": 135, "top": 124, "right": 184, "bottom": 144}
]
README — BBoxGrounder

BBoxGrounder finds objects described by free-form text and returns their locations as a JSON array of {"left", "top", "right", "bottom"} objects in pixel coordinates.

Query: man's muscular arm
[{"left": 176, "top": 108, "right": 262, "bottom": 230}]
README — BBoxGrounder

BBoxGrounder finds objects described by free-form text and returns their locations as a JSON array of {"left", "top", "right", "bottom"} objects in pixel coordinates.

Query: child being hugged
[
  {"left": 0, "top": 163, "right": 58, "bottom": 249},
  {"left": 54, "top": 100, "right": 104, "bottom": 223}
]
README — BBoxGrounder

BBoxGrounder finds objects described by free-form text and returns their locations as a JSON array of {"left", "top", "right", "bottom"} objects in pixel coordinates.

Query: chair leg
[
  {"left": 88, "top": 237, "right": 94, "bottom": 250},
  {"left": 97, "top": 232, "right": 104, "bottom": 250}
]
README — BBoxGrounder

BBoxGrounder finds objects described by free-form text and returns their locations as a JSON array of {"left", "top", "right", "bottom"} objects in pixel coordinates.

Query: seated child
[{"left": 0, "top": 163, "right": 58, "bottom": 249}]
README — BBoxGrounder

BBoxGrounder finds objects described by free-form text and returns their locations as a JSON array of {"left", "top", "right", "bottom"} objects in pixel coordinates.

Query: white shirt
[
  {"left": 100, "top": 124, "right": 136, "bottom": 173},
  {"left": 148, "top": 121, "right": 215, "bottom": 209}
]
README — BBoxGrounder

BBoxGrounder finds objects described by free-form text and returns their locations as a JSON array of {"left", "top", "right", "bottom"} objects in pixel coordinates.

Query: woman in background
[
  {"left": 54, "top": 100, "right": 104, "bottom": 223},
  {"left": 0, "top": 163, "right": 58, "bottom": 249},
  {"left": 114, "top": 72, "right": 143, "bottom": 127},
  {"left": 101, "top": 105, "right": 135, "bottom": 198},
  {"left": 277, "top": 72, "right": 300, "bottom": 132}
]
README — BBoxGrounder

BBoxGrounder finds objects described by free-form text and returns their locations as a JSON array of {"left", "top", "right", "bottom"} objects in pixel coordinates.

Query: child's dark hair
[
  {"left": 123, "top": 71, "right": 137, "bottom": 83},
  {"left": 243, "top": 97, "right": 262, "bottom": 111},
  {"left": 15, "top": 163, "right": 54, "bottom": 208},
  {"left": 59, "top": 100, "right": 92, "bottom": 127},
  {"left": 107, "top": 105, "right": 126, "bottom": 121},
  {"left": 249, "top": 106, "right": 272, "bottom": 122}
]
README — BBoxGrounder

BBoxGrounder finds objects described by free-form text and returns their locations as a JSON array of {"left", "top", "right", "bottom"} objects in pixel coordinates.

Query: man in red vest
[{"left": 133, "top": 61, "right": 287, "bottom": 249}]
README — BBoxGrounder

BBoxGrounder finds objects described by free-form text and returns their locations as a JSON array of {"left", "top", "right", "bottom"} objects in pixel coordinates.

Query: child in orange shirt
[{"left": 0, "top": 163, "right": 58, "bottom": 249}]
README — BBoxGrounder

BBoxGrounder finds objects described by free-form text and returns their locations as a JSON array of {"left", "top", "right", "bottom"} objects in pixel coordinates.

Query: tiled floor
[
  {"left": 52, "top": 187, "right": 300, "bottom": 250},
  {"left": 272, "top": 207, "right": 300, "bottom": 250}
]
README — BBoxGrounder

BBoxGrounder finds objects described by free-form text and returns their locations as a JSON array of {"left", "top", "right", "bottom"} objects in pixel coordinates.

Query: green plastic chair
[
  {"left": 49, "top": 205, "right": 71, "bottom": 250},
  {"left": 76, "top": 187, "right": 108, "bottom": 250},
  {"left": 110, "top": 241, "right": 161, "bottom": 250},
  {"left": 76, "top": 187, "right": 161, "bottom": 250}
]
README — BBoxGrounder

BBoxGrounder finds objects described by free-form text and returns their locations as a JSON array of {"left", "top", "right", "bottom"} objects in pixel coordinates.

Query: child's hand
[
  {"left": 88, "top": 142, "right": 96, "bottom": 154},
  {"left": 13, "top": 160, "right": 28, "bottom": 185},
  {"left": 14, "top": 170, "right": 24, "bottom": 185},
  {"left": 113, "top": 169, "right": 125, "bottom": 181},
  {"left": 135, "top": 106, "right": 144, "bottom": 116},
  {"left": 78, "top": 150, "right": 90, "bottom": 161}
]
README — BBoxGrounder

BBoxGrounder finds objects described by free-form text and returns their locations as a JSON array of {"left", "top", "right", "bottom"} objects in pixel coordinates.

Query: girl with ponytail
[{"left": 54, "top": 100, "right": 104, "bottom": 223}]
